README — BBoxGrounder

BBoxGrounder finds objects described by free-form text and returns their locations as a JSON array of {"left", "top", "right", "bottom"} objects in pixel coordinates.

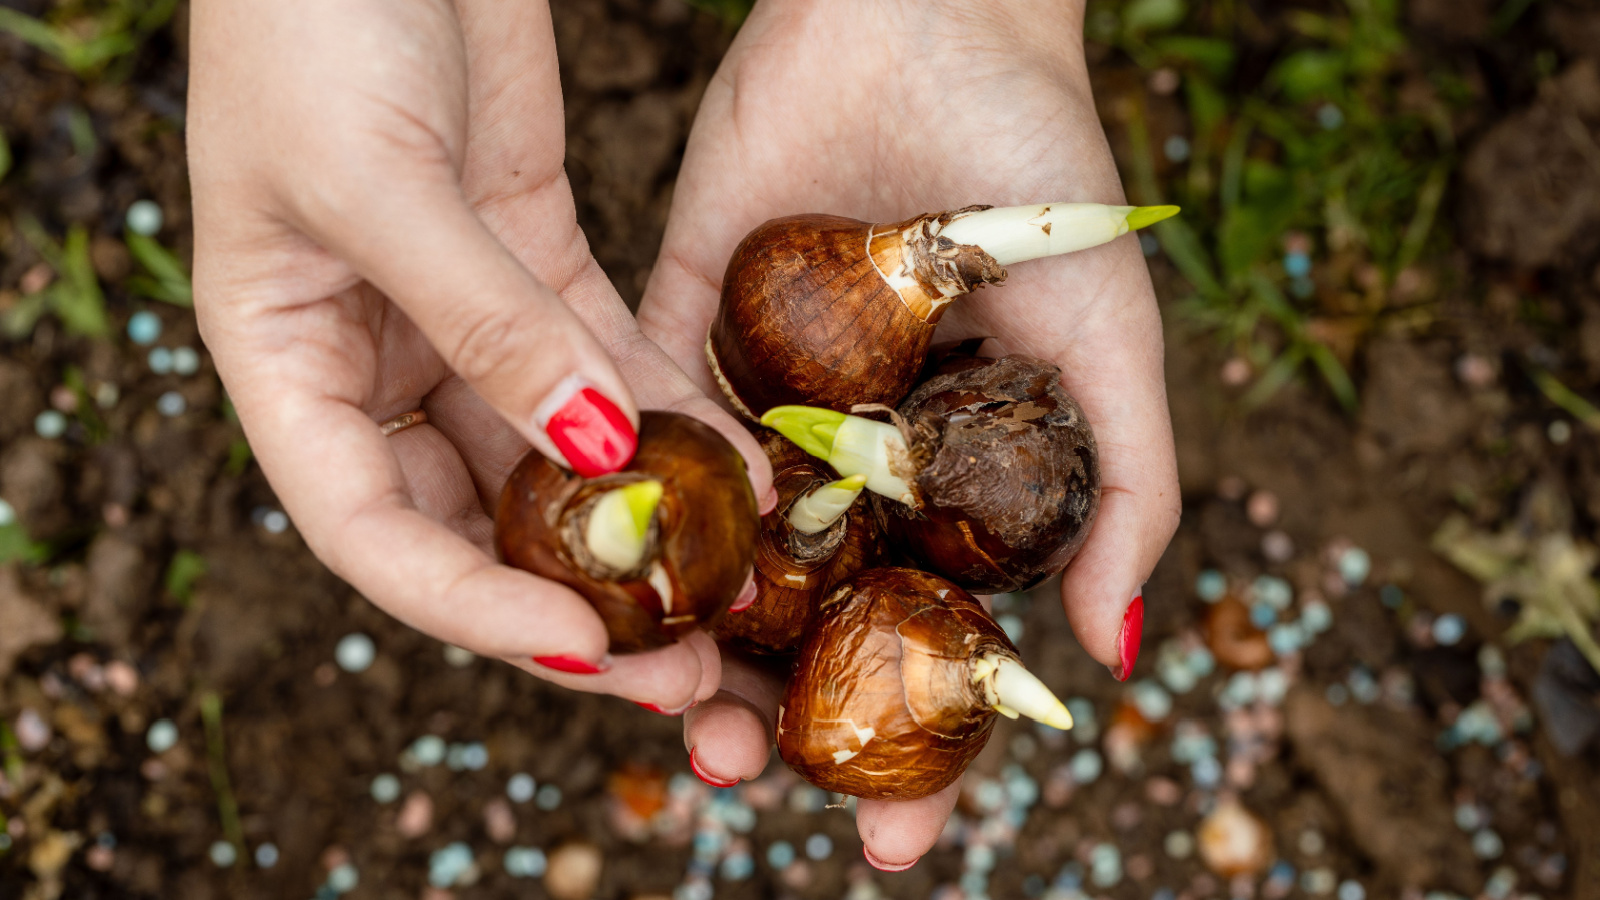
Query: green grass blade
[
  {"left": 1242, "top": 345, "right": 1307, "bottom": 409},
  {"left": 0, "top": 8, "right": 67, "bottom": 61},
  {"left": 1529, "top": 368, "right": 1600, "bottom": 430},
  {"left": 125, "top": 232, "right": 194, "bottom": 307},
  {"left": 1305, "top": 340, "right": 1359, "bottom": 411},
  {"left": 52, "top": 226, "right": 110, "bottom": 338}
]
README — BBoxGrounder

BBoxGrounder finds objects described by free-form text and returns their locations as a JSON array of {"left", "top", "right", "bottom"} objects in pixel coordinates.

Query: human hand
[
  {"left": 188, "top": 0, "right": 772, "bottom": 712},
  {"left": 637, "top": 0, "right": 1179, "bottom": 867}
]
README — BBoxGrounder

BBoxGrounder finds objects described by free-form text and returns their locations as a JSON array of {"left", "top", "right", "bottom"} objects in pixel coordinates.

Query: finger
[
  {"left": 1013, "top": 244, "right": 1179, "bottom": 679},
  {"left": 290, "top": 174, "right": 641, "bottom": 481},
  {"left": 422, "top": 375, "right": 530, "bottom": 511},
  {"left": 501, "top": 630, "right": 718, "bottom": 715},
  {"left": 231, "top": 365, "right": 616, "bottom": 669},
  {"left": 681, "top": 653, "right": 788, "bottom": 787},
  {"left": 856, "top": 779, "right": 963, "bottom": 871}
]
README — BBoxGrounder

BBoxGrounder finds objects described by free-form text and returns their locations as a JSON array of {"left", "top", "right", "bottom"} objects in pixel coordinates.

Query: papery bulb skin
[
  {"left": 711, "top": 429, "right": 888, "bottom": 656},
  {"left": 707, "top": 203, "right": 1178, "bottom": 420},
  {"left": 879, "top": 354, "right": 1101, "bottom": 593},
  {"left": 707, "top": 210, "right": 1006, "bottom": 418},
  {"left": 776, "top": 568, "right": 1021, "bottom": 801},
  {"left": 495, "top": 411, "right": 759, "bottom": 653}
]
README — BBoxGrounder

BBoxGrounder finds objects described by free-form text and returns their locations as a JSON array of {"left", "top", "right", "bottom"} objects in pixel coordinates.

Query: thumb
[{"left": 303, "top": 178, "right": 639, "bottom": 477}]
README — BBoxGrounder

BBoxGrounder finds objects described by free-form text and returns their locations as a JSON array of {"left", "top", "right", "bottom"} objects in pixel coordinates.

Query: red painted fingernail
[
  {"left": 1112, "top": 594, "right": 1144, "bottom": 682},
  {"left": 864, "top": 846, "right": 919, "bottom": 872},
  {"left": 533, "top": 654, "right": 609, "bottom": 675},
  {"left": 538, "top": 377, "right": 637, "bottom": 478},
  {"left": 759, "top": 486, "right": 778, "bottom": 515},
  {"left": 689, "top": 747, "right": 739, "bottom": 788},
  {"left": 634, "top": 700, "right": 693, "bottom": 716},
  {"left": 729, "top": 572, "right": 758, "bottom": 612}
]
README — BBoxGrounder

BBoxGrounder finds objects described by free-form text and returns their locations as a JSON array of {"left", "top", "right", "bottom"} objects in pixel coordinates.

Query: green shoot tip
[{"left": 1125, "top": 205, "right": 1180, "bottom": 231}]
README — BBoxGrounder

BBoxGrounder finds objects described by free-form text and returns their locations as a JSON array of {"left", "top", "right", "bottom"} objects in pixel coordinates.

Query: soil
[{"left": 2, "top": 1, "right": 1599, "bottom": 900}]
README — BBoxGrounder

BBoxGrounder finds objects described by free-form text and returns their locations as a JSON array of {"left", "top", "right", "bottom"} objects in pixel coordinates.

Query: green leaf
[
  {"left": 1122, "top": 0, "right": 1187, "bottom": 34},
  {"left": 1242, "top": 345, "right": 1308, "bottom": 409},
  {"left": 0, "top": 128, "right": 11, "bottom": 182},
  {"left": 1149, "top": 35, "right": 1235, "bottom": 80},
  {"left": 1183, "top": 76, "right": 1230, "bottom": 146},
  {"left": 0, "top": 8, "right": 67, "bottom": 60},
  {"left": 125, "top": 232, "right": 193, "bottom": 307},
  {"left": 683, "top": 0, "right": 754, "bottom": 25},
  {"left": 1218, "top": 188, "right": 1297, "bottom": 283},
  {"left": 1306, "top": 340, "right": 1359, "bottom": 411},
  {"left": 1271, "top": 50, "right": 1348, "bottom": 102},
  {"left": 51, "top": 226, "right": 110, "bottom": 338},
  {"left": 164, "top": 549, "right": 208, "bottom": 605},
  {"left": 0, "top": 523, "right": 49, "bottom": 566},
  {"left": 1153, "top": 218, "right": 1222, "bottom": 299}
]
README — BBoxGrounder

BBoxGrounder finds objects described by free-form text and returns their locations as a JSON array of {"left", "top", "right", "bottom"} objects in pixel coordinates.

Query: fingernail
[
  {"left": 533, "top": 654, "right": 611, "bottom": 675},
  {"left": 759, "top": 486, "right": 778, "bottom": 515},
  {"left": 1111, "top": 593, "right": 1144, "bottom": 682},
  {"left": 689, "top": 747, "right": 739, "bottom": 788},
  {"left": 537, "top": 375, "right": 637, "bottom": 478},
  {"left": 864, "top": 846, "right": 920, "bottom": 872},
  {"left": 729, "top": 571, "right": 758, "bottom": 612},
  {"left": 634, "top": 699, "right": 695, "bottom": 716}
]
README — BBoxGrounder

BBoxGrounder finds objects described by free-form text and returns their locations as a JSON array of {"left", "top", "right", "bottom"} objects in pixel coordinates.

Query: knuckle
[{"left": 445, "top": 308, "right": 536, "bottom": 386}]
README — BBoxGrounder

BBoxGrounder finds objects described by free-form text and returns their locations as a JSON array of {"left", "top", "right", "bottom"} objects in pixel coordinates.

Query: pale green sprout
[{"left": 584, "top": 480, "right": 663, "bottom": 572}]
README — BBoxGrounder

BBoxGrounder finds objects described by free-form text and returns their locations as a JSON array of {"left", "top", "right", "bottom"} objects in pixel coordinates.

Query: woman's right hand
[{"left": 188, "top": 0, "right": 771, "bottom": 711}]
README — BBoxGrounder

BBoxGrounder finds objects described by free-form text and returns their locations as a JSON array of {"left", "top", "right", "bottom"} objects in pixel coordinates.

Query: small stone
[
  {"left": 1164, "top": 135, "right": 1192, "bottom": 163},
  {"left": 535, "top": 784, "right": 563, "bottom": 811},
  {"left": 484, "top": 797, "right": 516, "bottom": 844},
  {"left": 156, "top": 391, "right": 187, "bottom": 417},
  {"left": 171, "top": 346, "right": 201, "bottom": 376},
  {"left": 1301, "top": 868, "right": 1336, "bottom": 895},
  {"left": 1262, "top": 530, "right": 1295, "bottom": 563},
  {"left": 1268, "top": 623, "right": 1306, "bottom": 657},
  {"left": 1068, "top": 748, "right": 1103, "bottom": 784},
  {"left": 34, "top": 410, "right": 67, "bottom": 439},
  {"left": 210, "top": 840, "right": 238, "bottom": 867},
  {"left": 1298, "top": 829, "right": 1325, "bottom": 856},
  {"left": 15, "top": 709, "right": 51, "bottom": 751},
  {"left": 1317, "top": 103, "right": 1344, "bottom": 129},
  {"left": 545, "top": 841, "right": 603, "bottom": 900},
  {"left": 104, "top": 660, "right": 139, "bottom": 696},
  {"left": 1164, "top": 830, "right": 1195, "bottom": 859},
  {"left": 126, "top": 200, "right": 164, "bottom": 236},
  {"left": 428, "top": 842, "right": 476, "bottom": 888},
  {"left": 255, "top": 843, "right": 279, "bottom": 868},
  {"left": 1197, "top": 796, "right": 1273, "bottom": 878},
  {"left": 1192, "top": 755, "right": 1223, "bottom": 788},
  {"left": 371, "top": 773, "right": 401, "bottom": 803},
  {"left": 19, "top": 262, "right": 53, "bottom": 294},
  {"left": 1337, "top": 548, "right": 1371, "bottom": 586},
  {"left": 1221, "top": 357, "right": 1253, "bottom": 387},
  {"left": 443, "top": 645, "right": 476, "bottom": 667},
  {"left": 1146, "top": 777, "right": 1182, "bottom": 806},
  {"left": 1246, "top": 490, "right": 1280, "bottom": 528},
  {"left": 397, "top": 791, "right": 434, "bottom": 838},
  {"left": 409, "top": 735, "right": 447, "bottom": 767},
  {"left": 1196, "top": 570, "right": 1228, "bottom": 602},
  {"left": 0, "top": 498, "right": 14, "bottom": 527},
  {"left": 507, "top": 773, "right": 536, "bottom": 803},
  {"left": 146, "top": 718, "right": 178, "bottom": 753},
  {"left": 1432, "top": 614, "right": 1466, "bottom": 647},
  {"left": 1472, "top": 828, "right": 1504, "bottom": 860},
  {"left": 127, "top": 310, "right": 162, "bottom": 345},
  {"left": 460, "top": 742, "right": 489, "bottom": 770},
  {"left": 504, "top": 846, "right": 547, "bottom": 878},
  {"left": 335, "top": 633, "right": 376, "bottom": 673},
  {"left": 49, "top": 385, "right": 78, "bottom": 413},
  {"left": 148, "top": 347, "right": 173, "bottom": 373},
  {"left": 328, "top": 863, "right": 359, "bottom": 893},
  {"left": 1253, "top": 575, "right": 1294, "bottom": 610},
  {"left": 1337, "top": 880, "right": 1366, "bottom": 900},
  {"left": 1130, "top": 680, "right": 1173, "bottom": 721},
  {"left": 1455, "top": 354, "right": 1495, "bottom": 388},
  {"left": 766, "top": 840, "right": 796, "bottom": 869},
  {"left": 94, "top": 382, "right": 119, "bottom": 409}
]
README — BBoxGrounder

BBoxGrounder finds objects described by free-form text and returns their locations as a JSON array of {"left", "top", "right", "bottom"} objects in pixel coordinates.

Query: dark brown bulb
[
  {"left": 494, "top": 411, "right": 759, "bottom": 653},
  {"left": 707, "top": 209, "right": 1005, "bottom": 418},
  {"left": 878, "top": 353, "right": 1101, "bottom": 593},
  {"left": 711, "top": 429, "right": 888, "bottom": 656},
  {"left": 776, "top": 568, "right": 1068, "bottom": 801}
]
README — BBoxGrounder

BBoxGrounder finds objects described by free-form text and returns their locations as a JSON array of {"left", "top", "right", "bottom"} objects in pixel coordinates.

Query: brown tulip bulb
[
  {"left": 762, "top": 354, "right": 1100, "bottom": 594},
  {"left": 495, "top": 411, "right": 759, "bottom": 653},
  {"left": 711, "top": 429, "right": 889, "bottom": 655},
  {"left": 707, "top": 203, "right": 1178, "bottom": 418},
  {"left": 776, "top": 568, "right": 1073, "bottom": 800}
]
